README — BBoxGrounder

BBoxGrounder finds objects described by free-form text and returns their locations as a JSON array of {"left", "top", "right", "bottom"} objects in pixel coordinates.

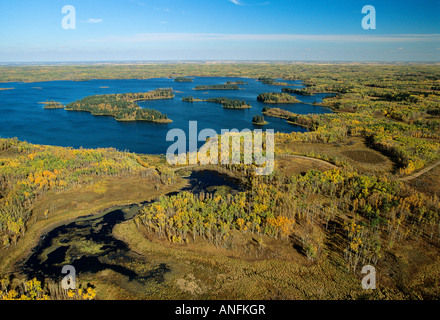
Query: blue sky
[{"left": 0, "top": 0, "right": 439, "bottom": 62}]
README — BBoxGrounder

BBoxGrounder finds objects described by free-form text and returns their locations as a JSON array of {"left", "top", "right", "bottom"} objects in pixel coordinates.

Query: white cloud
[
  {"left": 229, "top": 0, "right": 269, "bottom": 5},
  {"left": 84, "top": 18, "right": 103, "bottom": 24}
]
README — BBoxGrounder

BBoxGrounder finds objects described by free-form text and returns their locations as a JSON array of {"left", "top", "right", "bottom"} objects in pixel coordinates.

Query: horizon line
[{"left": 1, "top": 60, "right": 439, "bottom": 66}]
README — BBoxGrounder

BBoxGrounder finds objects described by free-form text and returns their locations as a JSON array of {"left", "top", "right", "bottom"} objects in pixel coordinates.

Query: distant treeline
[{"left": 65, "top": 89, "right": 173, "bottom": 122}]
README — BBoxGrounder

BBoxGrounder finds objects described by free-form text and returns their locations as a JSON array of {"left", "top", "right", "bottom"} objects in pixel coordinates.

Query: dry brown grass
[
  {"left": 275, "top": 156, "right": 336, "bottom": 176},
  {"left": 278, "top": 137, "right": 395, "bottom": 174},
  {"left": 341, "top": 149, "right": 389, "bottom": 165},
  {"left": 407, "top": 164, "right": 440, "bottom": 197}
]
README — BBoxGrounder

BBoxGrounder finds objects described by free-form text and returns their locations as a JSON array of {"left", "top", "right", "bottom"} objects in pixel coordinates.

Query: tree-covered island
[
  {"left": 226, "top": 80, "right": 247, "bottom": 85},
  {"left": 64, "top": 89, "right": 174, "bottom": 123},
  {"left": 252, "top": 114, "right": 268, "bottom": 125},
  {"left": 257, "top": 92, "right": 301, "bottom": 104},
  {"left": 194, "top": 84, "right": 239, "bottom": 90},
  {"left": 174, "top": 77, "right": 194, "bottom": 82},
  {"left": 182, "top": 96, "right": 251, "bottom": 108}
]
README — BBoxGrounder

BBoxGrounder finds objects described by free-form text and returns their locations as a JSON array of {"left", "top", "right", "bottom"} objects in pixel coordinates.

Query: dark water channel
[{"left": 20, "top": 170, "right": 243, "bottom": 284}]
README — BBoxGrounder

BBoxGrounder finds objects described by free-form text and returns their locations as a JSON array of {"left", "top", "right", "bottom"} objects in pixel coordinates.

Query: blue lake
[{"left": 0, "top": 77, "right": 333, "bottom": 154}]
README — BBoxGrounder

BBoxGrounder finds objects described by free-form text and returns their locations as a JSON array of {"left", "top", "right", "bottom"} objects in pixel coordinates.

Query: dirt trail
[{"left": 398, "top": 159, "right": 440, "bottom": 182}]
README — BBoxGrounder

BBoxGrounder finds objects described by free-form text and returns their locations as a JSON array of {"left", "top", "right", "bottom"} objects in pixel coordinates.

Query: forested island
[
  {"left": 194, "top": 84, "right": 239, "bottom": 90},
  {"left": 182, "top": 96, "right": 251, "bottom": 109},
  {"left": 64, "top": 89, "right": 173, "bottom": 123},
  {"left": 174, "top": 77, "right": 193, "bottom": 83},
  {"left": 226, "top": 80, "right": 247, "bottom": 85},
  {"left": 257, "top": 92, "right": 301, "bottom": 104},
  {"left": 252, "top": 114, "right": 268, "bottom": 125}
]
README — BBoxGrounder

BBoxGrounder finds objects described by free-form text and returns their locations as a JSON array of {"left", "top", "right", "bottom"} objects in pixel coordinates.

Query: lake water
[{"left": 0, "top": 77, "right": 333, "bottom": 154}]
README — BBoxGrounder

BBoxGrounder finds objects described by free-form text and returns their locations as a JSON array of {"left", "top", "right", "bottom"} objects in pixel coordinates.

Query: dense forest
[{"left": 64, "top": 89, "right": 173, "bottom": 123}]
